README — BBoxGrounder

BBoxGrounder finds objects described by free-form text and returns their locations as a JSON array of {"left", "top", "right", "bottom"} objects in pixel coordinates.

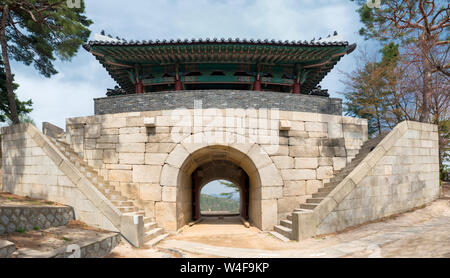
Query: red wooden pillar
[
  {"left": 192, "top": 171, "right": 200, "bottom": 220},
  {"left": 253, "top": 78, "right": 261, "bottom": 91},
  {"left": 292, "top": 80, "right": 301, "bottom": 94},
  {"left": 175, "top": 78, "right": 183, "bottom": 91},
  {"left": 135, "top": 81, "right": 144, "bottom": 94}
]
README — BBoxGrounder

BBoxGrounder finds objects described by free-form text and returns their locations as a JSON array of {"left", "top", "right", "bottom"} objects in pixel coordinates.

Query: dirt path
[{"left": 109, "top": 187, "right": 450, "bottom": 258}]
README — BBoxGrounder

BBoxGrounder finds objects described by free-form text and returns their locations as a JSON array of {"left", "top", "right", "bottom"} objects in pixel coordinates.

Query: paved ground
[{"left": 108, "top": 185, "right": 450, "bottom": 258}]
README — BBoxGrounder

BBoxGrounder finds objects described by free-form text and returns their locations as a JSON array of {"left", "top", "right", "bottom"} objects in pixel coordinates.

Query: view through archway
[{"left": 200, "top": 180, "right": 241, "bottom": 217}]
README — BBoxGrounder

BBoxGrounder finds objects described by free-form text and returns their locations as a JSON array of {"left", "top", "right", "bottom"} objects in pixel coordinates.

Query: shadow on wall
[{"left": 2, "top": 125, "right": 50, "bottom": 202}]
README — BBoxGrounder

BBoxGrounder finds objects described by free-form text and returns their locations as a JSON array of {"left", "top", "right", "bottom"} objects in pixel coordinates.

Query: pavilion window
[{"left": 162, "top": 73, "right": 175, "bottom": 77}]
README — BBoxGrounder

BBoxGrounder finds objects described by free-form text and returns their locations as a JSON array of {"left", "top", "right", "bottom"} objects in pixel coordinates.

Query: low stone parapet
[{"left": 0, "top": 205, "right": 74, "bottom": 235}]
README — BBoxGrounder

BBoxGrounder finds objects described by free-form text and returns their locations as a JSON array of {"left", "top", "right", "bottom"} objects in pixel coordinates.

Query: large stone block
[
  {"left": 119, "top": 152, "right": 144, "bottom": 165},
  {"left": 272, "top": 156, "right": 294, "bottom": 169},
  {"left": 283, "top": 180, "right": 306, "bottom": 196},
  {"left": 160, "top": 165, "right": 179, "bottom": 186},
  {"left": 145, "top": 153, "right": 168, "bottom": 165},
  {"left": 103, "top": 150, "right": 119, "bottom": 164},
  {"left": 316, "top": 166, "right": 334, "bottom": 179},
  {"left": 116, "top": 143, "right": 145, "bottom": 153},
  {"left": 305, "top": 122, "right": 328, "bottom": 132},
  {"left": 295, "top": 158, "right": 318, "bottom": 169},
  {"left": 155, "top": 202, "right": 177, "bottom": 231},
  {"left": 165, "top": 145, "right": 190, "bottom": 168},
  {"left": 261, "top": 186, "right": 283, "bottom": 200},
  {"left": 281, "top": 169, "right": 316, "bottom": 181},
  {"left": 289, "top": 146, "right": 319, "bottom": 157},
  {"left": 139, "top": 184, "right": 161, "bottom": 201},
  {"left": 132, "top": 165, "right": 162, "bottom": 183},
  {"left": 261, "top": 199, "right": 278, "bottom": 231},
  {"left": 84, "top": 124, "right": 101, "bottom": 139},
  {"left": 108, "top": 170, "right": 132, "bottom": 183},
  {"left": 332, "top": 157, "right": 347, "bottom": 171},
  {"left": 259, "top": 164, "right": 283, "bottom": 186},
  {"left": 162, "top": 186, "right": 177, "bottom": 202},
  {"left": 119, "top": 133, "right": 148, "bottom": 143},
  {"left": 306, "top": 180, "right": 322, "bottom": 194}
]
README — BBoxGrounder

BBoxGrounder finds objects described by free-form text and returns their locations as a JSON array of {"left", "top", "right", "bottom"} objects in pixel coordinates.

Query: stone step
[
  {"left": 117, "top": 206, "right": 137, "bottom": 213},
  {"left": 286, "top": 214, "right": 292, "bottom": 221},
  {"left": 269, "top": 231, "right": 290, "bottom": 242},
  {"left": 144, "top": 217, "right": 153, "bottom": 224},
  {"left": 274, "top": 225, "right": 292, "bottom": 239},
  {"left": 107, "top": 194, "right": 128, "bottom": 201},
  {"left": 300, "top": 203, "right": 319, "bottom": 210},
  {"left": 144, "top": 222, "right": 158, "bottom": 232},
  {"left": 123, "top": 211, "right": 145, "bottom": 216},
  {"left": 318, "top": 187, "right": 334, "bottom": 193},
  {"left": 312, "top": 192, "right": 329, "bottom": 198},
  {"left": 144, "top": 228, "right": 164, "bottom": 241},
  {"left": 293, "top": 208, "right": 313, "bottom": 213},
  {"left": 307, "top": 198, "right": 324, "bottom": 204},
  {"left": 280, "top": 219, "right": 292, "bottom": 229},
  {"left": 111, "top": 200, "right": 134, "bottom": 207},
  {"left": 146, "top": 233, "right": 170, "bottom": 247}
]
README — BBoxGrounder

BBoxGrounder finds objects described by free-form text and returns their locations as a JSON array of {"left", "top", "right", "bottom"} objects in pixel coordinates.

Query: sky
[
  {"left": 201, "top": 180, "right": 239, "bottom": 198},
  {"left": 10, "top": 0, "right": 380, "bottom": 131}
]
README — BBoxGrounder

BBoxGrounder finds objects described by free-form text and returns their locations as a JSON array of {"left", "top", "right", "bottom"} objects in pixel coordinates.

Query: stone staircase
[
  {"left": 48, "top": 136, "right": 169, "bottom": 247},
  {"left": 271, "top": 134, "right": 387, "bottom": 241}
]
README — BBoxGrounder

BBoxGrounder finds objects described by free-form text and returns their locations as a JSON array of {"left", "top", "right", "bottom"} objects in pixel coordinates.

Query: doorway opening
[
  {"left": 191, "top": 160, "right": 250, "bottom": 221},
  {"left": 200, "top": 180, "right": 241, "bottom": 217}
]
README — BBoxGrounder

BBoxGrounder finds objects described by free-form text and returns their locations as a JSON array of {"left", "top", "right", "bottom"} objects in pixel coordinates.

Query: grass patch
[
  {"left": 61, "top": 237, "right": 72, "bottom": 242},
  {"left": 33, "top": 226, "right": 39, "bottom": 231},
  {"left": 15, "top": 228, "right": 26, "bottom": 233}
]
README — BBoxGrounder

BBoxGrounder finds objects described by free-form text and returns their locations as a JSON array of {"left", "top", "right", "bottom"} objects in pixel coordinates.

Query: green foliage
[
  {"left": 15, "top": 228, "right": 26, "bottom": 233},
  {"left": 380, "top": 42, "right": 400, "bottom": 65},
  {"left": 343, "top": 46, "right": 402, "bottom": 136},
  {"left": 218, "top": 180, "right": 239, "bottom": 199},
  {"left": 3, "top": 0, "right": 93, "bottom": 77},
  {"left": 0, "top": 61, "right": 32, "bottom": 123},
  {"left": 200, "top": 194, "right": 239, "bottom": 213}
]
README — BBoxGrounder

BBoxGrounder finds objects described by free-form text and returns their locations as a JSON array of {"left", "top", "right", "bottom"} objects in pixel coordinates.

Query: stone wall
[
  {"left": 0, "top": 124, "right": 118, "bottom": 232},
  {"left": 0, "top": 206, "right": 74, "bottom": 235},
  {"left": 64, "top": 109, "right": 367, "bottom": 231},
  {"left": 94, "top": 90, "right": 343, "bottom": 116},
  {"left": 291, "top": 121, "right": 440, "bottom": 239},
  {"left": 0, "top": 239, "right": 16, "bottom": 258}
]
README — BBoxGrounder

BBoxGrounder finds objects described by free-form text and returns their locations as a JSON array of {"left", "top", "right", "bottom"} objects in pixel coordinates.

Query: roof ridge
[{"left": 85, "top": 37, "right": 350, "bottom": 48}]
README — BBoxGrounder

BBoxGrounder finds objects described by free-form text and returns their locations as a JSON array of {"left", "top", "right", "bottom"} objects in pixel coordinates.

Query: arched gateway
[
  {"left": 13, "top": 36, "right": 441, "bottom": 248},
  {"left": 161, "top": 132, "right": 283, "bottom": 231}
]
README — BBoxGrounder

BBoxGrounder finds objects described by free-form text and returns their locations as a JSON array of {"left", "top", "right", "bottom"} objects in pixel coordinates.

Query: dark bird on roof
[{"left": 333, "top": 31, "right": 338, "bottom": 36}]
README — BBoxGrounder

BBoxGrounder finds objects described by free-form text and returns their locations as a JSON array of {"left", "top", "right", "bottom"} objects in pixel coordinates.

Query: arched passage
[
  {"left": 159, "top": 132, "right": 283, "bottom": 231},
  {"left": 192, "top": 160, "right": 249, "bottom": 220}
]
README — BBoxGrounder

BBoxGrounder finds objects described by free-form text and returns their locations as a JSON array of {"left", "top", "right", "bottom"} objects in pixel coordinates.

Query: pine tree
[
  {"left": 0, "top": 0, "right": 92, "bottom": 124},
  {"left": 0, "top": 58, "right": 32, "bottom": 123},
  {"left": 351, "top": 0, "right": 449, "bottom": 123}
]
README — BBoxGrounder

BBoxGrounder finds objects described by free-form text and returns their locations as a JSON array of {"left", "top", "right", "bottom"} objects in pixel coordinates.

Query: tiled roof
[{"left": 84, "top": 37, "right": 350, "bottom": 49}]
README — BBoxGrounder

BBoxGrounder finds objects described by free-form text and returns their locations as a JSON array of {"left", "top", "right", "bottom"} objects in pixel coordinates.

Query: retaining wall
[
  {"left": 293, "top": 121, "right": 440, "bottom": 239},
  {"left": 94, "top": 90, "right": 342, "bottom": 116}
]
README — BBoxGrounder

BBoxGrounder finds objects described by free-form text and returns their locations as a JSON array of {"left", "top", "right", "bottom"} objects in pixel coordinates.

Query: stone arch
[{"left": 159, "top": 132, "right": 283, "bottom": 231}]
